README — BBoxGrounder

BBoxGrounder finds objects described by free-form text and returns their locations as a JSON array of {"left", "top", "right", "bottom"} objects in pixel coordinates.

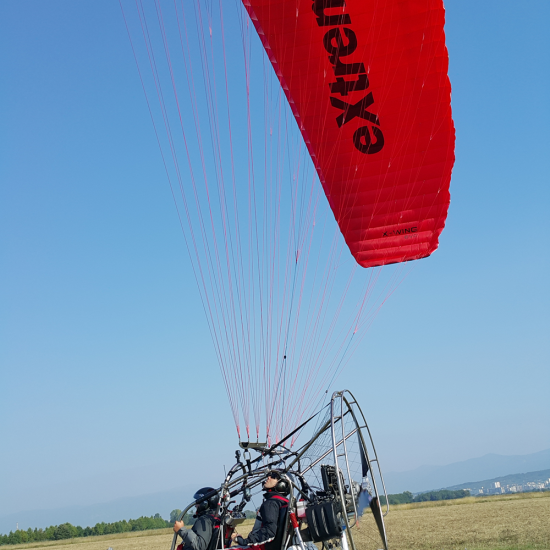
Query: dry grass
[
  {"left": 6, "top": 529, "right": 176, "bottom": 550},
  {"left": 8, "top": 522, "right": 257, "bottom": 550},
  {"left": 356, "top": 491, "right": 550, "bottom": 550},
  {"left": 8, "top": 493, "right": 550, "bottom": 550}
]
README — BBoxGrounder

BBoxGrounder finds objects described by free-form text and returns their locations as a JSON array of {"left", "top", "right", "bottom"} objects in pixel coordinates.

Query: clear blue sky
[{"left": 1, "top": 0, "right": 549, "bottom": 520}]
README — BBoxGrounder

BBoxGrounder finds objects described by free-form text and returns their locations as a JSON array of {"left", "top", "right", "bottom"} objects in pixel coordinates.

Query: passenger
[
  {"left": 174, "top": 487, "right": 220, "bottom": 550},
  {"left": 231, "top": 471, "right": 289, "bottom": 549}
]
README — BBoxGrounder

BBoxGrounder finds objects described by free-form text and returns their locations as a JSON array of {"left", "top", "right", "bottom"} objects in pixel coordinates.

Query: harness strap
[{"left": 269, "top": 495, "right": 289, "bottom": 504}]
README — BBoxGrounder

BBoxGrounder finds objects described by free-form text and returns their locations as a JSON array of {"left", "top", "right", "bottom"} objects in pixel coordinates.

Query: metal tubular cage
[{"left": 171, "top": 391, "right": 389, "bottom": 550}]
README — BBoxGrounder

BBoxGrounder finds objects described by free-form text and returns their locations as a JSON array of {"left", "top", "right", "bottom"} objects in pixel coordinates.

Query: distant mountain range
[
  {"left": 2, "top": 448, "right": 549, "bottom": 535},
  {"left": 383, "top": 448, "right": 550, "bottom": 494}
]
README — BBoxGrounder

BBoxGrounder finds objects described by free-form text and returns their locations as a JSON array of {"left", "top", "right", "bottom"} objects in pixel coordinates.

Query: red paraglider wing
[{"left": 242, "top": 0, "right": 455, "bottom": 268}]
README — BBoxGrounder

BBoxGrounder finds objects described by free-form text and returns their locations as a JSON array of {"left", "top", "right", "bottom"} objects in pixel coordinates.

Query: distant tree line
[
  {"left": 0, "top": 514, "right": 170, "bottom": 546},
  {"left": 1, "top": 509, "right": 257, "bottom": 546},
  {"left": 380, "top": 489, "right": 470, "bottom": 505}
]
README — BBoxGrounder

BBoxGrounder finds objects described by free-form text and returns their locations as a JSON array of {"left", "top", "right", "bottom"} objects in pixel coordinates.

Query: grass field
[
  {"left": 364, "top": 491, "right": 550, "bottom": 550},
  {"left": 7, "top": 492, "right": 550, "bottom": 550}
]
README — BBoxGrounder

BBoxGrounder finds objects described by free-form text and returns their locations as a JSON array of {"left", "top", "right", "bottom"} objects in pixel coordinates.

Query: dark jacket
[
  {"left": 178, "top": 514, "right": 219, "bottom": 550},
  {"left": 236, "top": 491, "right": 288, "bottom": 548}
]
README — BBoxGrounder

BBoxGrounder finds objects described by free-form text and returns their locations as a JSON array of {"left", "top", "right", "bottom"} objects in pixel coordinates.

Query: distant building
[{"left": 449, "top": 469, "right": 550, "bottom": 497}]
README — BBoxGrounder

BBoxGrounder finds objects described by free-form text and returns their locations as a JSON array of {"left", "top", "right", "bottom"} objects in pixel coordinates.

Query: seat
[{"left": 265, "top": 503, "right": 290, "bottom": 550}]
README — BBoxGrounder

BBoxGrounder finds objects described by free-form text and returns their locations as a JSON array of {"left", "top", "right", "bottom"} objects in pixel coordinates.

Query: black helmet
[
  {"left": 266, "top": 470, "right": 290, "bottom": 495},
  {"left": 193, "top": 487, "right": 219, "bottom": 515}
]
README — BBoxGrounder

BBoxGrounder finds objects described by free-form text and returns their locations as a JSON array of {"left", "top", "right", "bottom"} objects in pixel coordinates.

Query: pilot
[{"left": 231, "top": 471, "right": 289, "bottom": 549}]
